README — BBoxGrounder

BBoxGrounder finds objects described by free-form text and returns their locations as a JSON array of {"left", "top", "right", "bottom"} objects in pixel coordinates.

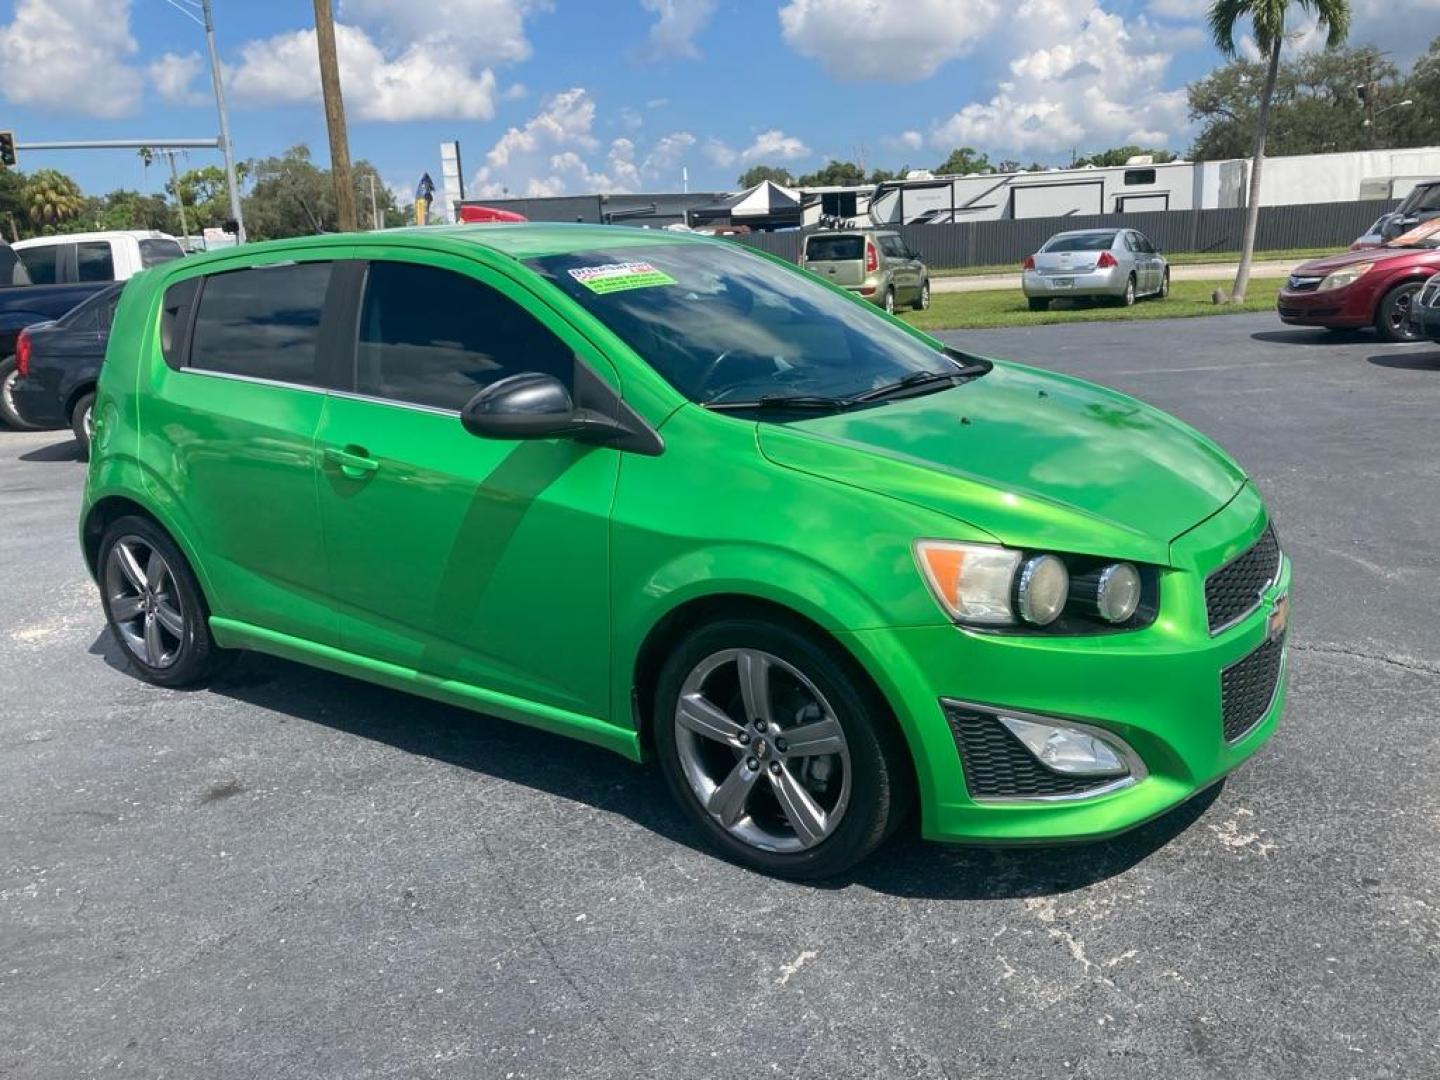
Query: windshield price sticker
[{"left": 569, "top": 261, "right": 677, "bottom": 294}]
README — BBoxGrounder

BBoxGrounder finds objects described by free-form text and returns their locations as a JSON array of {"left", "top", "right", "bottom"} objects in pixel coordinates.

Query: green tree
[
  {"left": 1072, "top": 146, "right": 1179, "bottom": 167},
  {"left": 0, "top": 169, "right": 26, "bottom": 241},
  {"left": 90, "top": 190, "right": 174, "bottom": 232},
  {"left": 168, "top": 163, "right": 248, "bottom": 229},
  {"left": 242, "top": 146, "right": 403, "bottom": 239},
  {"left": 23, "top": 169, "right": 87, "bottom": 231},
  {"left": 795, "top": 159, "right": 867, "bottom": 186},
  {"left": 736, "top": 164, "right": 796, "bottom": 188},
  {"left": 933, "top": 147, "right": 992, "bottom": 175},
  {"left": 1391, "top": 36, "right": 1440, "bottom": 147},
  {"left": 1208, "top": 0, "right": 1351, "bottom": 302}
]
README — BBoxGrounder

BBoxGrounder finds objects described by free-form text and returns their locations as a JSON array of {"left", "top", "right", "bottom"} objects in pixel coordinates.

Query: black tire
[
  {"left": 0, "top": 355, "right": 43, "bottom": 432},
  {"left": 654, "top": 617, "right": 912, "bottom": 880},
  {"left": 1375, "top": 281, "right": 1423, "bottom": 343},
  {"left": 882, "top": 288, "right": 895, "bottom": 316},
  {"left": 1117, "top": 275, "right": 1137, "bottom": 307},
  {"left": 71, "top": 391, "right": 95, "bottom": 460},
  {"left": 1158, "top": 268, "right": 1171, "bottom": 299},
  {"left": 912, "top": 279, "right": 931, "bottom": 311},
  {"left": 98, "top": 514, "right": 228, "bottom": 688},
  {"left": 1027, "top": 297, "right": 1049, "bottom": 312}
]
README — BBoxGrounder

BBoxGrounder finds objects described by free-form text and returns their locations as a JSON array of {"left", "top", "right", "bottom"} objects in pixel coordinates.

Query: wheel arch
[{"left": 81, "top": 489, "right": 217, "bottom": 615}]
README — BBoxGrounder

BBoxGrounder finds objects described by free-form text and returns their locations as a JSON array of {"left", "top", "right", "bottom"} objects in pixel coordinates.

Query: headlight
[
  {"left": 1316, "top": 262, "right": 1373, "bottom": 291},
  {"left": 917, "top": 542, "right": 1155, "bottom": 632},
  {"left": 1016, "top": 554, "right": 1068, "bottom": 626}
]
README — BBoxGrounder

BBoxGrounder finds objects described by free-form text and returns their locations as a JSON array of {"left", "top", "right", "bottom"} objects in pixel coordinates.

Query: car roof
[{"left": 12, "top": 230, "right": 179, "bottom": 248}]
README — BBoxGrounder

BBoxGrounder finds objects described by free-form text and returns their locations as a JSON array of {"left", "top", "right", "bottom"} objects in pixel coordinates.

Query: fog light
[{"left": 999, "top": 715, "right": 1129, "bottom": 777}]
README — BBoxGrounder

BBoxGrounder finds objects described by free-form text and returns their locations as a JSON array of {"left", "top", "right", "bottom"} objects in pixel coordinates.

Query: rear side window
[
  {"left": 0, "top": 246, "right": 30, "bottom": 286},
  {"left": 160, "top": 278, "right": 200, "bottom": 369},
  {"left": 139, "top": 238, "right": 185, "bottom": 267},
  {"left": 805, "top": 235, "right": 864, "bottom": 261},
  {"left": 17, "top": 245, "right": 59, "bottom": 285},
  {"left": 879, "top": 235, "right": 908, "bottom": 258},
  {"left": 1043, "top": 233, "right": 1117, "bottom": 252},
  {"left": 356, "top": 261, "right": 573, "bottom": 412},
  {"left": 189, "top": 262, "right": 332, "bottom": 386},
  {"left": 57, "top": 285, "right": 122, "bottom": 331},
  {"left": 76, "top": 242, "right": 115, "bottom": 282}
]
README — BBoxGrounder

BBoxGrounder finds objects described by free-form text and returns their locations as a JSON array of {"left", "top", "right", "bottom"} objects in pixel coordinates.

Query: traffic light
[{"left": 0, "top": 132, "right": 16, "bottom": 170}]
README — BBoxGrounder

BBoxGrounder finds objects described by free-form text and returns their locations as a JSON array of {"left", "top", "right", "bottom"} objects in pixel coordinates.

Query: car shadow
[
  {"left": 1366, "top": 349, "right": 1440, "bottom": 370},
  {"left": 18, "top": 437, "right": 82, "bottom": 463},
  {"left": 1250, "top": 328, "right": 1371, "bottom": 346},
  {"left": 88, "top": 629, "right": 1217, "bottom": 899}
]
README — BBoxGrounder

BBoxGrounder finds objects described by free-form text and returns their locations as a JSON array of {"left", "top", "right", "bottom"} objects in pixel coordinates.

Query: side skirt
[{"left": 209, "top": 617, "right": 642, "bottom": 762}]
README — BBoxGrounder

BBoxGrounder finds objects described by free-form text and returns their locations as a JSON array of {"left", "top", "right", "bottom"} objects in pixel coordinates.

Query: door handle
[{"left": 324, "top": 445, "right": 380, "bottom": 478}]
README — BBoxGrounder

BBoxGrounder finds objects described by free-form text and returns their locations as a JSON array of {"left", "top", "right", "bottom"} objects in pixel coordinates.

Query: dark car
[
  {"left": 0, "top": 241, "right": 111, "bottom": 430},
  {"left": 11, "top": 284, "right": 121, "bottom": 456},
  {"left": 1413, "top": 273, "right": 1440, "bottom": 343},
  {"left": 1275, "top": 225, "right": 1440, "bottom": 342}
]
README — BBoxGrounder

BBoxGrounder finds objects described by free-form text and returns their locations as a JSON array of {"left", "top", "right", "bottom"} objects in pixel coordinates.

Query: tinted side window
[
  {"left": 160, "top": 277, "right": 200, "bottom": 369},
  {"left": 1122, "top": 233, "right": 1140, "bottom": 252},
  {"left": 139, "top": 238, "right": 185, "bottom": 267},
  {"left": 0, "top": 246, "right": 30, "bottom": 286},
  {"left": 76, "top": 242, "right": 115, "bottom": 282},
  {"left": 18, "top": 245, "right": 58, "bottom": 285},
  {"left": 879, "top": 235, "right": 907, "bottom": 258},
  {"left": 356, "top": 261, "right": 573, "bottom": 412},
  {"left": 189, "top": 262, "right": 332, "bottom": 386},
  {"left": 1135, "top": 234, "right": 1155, "bottom": 253}
]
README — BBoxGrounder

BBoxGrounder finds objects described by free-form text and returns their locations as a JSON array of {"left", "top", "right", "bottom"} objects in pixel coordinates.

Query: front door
[{"left": 314, "top": 251, "right": 619, "bottom": 721}]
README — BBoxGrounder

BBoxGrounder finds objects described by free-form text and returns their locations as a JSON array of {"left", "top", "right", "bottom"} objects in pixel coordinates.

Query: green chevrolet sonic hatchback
[{"left": 81, "top": 224, "right": 1290, "bottom": 878}]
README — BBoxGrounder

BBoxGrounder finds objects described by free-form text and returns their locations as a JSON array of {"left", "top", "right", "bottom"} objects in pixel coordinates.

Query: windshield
[
  {"left": 528, "top": 242, "right": 967, "bottom": 405},
  {"left": 1042, "top": 233, "right": 1116, "bottom": 252}
]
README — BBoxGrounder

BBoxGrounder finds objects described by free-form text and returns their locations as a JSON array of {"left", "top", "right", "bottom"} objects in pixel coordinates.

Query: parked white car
[{"left": 11, "top": 230, "right": 185, "bottom": 286}]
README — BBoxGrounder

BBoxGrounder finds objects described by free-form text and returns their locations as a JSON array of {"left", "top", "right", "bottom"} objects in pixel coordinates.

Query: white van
[{"left": 12, "top": 230, "right": 185, "bottom": 286}]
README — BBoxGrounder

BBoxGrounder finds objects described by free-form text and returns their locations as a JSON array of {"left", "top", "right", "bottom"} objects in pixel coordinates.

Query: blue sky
[{"left": 0, "top": 0, "right": 1431, "bottom": 211}]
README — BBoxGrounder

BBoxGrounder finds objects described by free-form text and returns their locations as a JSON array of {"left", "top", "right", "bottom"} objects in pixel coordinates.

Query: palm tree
[
  {"left": 1209, "top": 0, "right": 1350, "bottom": 302},
  {"left": 23, "top": 169, "right": 87, "bottom": 229}
]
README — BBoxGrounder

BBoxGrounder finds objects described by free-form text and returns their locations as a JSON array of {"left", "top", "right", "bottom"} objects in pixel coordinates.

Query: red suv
[{"left": 1277, "top": 226, "right": 1440, "bottom": 342}]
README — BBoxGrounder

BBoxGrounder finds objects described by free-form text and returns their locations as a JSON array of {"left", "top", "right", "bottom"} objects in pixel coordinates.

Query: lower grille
[
  {"left": 944, "top": 704, "right": 1116, "bottom": 800},
  {"left": 1278, "top": 305, "right": 1339, "bottom": 318},
  {"left": 1221, "top": 636, "right": 1285, "bottom": 742}
]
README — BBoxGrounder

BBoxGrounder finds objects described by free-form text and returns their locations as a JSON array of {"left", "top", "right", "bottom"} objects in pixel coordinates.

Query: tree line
[
  {"left": 0, "top": 144, "right": 408, "bottom": 244},
  {"left": 738, "top": 35, "right": 1440, "bottom": 188}
]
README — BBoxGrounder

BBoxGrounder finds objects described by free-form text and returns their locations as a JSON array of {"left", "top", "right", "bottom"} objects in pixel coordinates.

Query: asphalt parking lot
[{"left": 3, "top": 312, "right": 1438, "bottom": 1079}]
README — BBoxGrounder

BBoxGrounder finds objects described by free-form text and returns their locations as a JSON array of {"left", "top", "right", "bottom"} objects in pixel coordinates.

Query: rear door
[
  {"left": 313, "top": 248, "right": 619, "bottom": 720},
  {"left": 140, "top": 252, "right": 351, "bottom": 646},
  {"left": 803, "top": 234, "right": 866, "bottom": 287},
  {"left": 879, "top": 234, "right": 917, "bottom": 299}
]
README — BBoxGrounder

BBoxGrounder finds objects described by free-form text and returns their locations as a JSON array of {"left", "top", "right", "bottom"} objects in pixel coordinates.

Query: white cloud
[
  {"left": 228, "top": 23, "right": 500, "bottom": 122},
  {"left": 888, "top": 130, "right": 925, "bottom": 152},
  {"left": 779, "top": 0, "right": 1004, "bottom": 81},
  {"left": 642, "top": 130, "right": 697, "bottom": 180},
  {"left": 0, "top": 0, "right": 143, "bottom": 118},
  {"left": 929, "top": 1, "right": 1188, "bottom": 157},
  {"left": 471, "top": 88, "right": 606, "bottom": 196},
  {"left": 149, "top": 51, "right": 208, "bottom": 107},
  {"left": 504, "top": 83, "right": 530, "bottom": 101},
  {"left": 706, "top": 129, "right": 811, "bottom": 168},
  {"left": 340, "top": 0, "right": 548, "bottom": 64},
  {"left": 1146, "top": 0, "right": 1209, "bottom": 18},
  {"left": 638, "top": 0, "right": 717, "bottom": 59}
]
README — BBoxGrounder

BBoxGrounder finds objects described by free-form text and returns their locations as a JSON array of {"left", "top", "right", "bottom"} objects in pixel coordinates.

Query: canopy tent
[{"left": 688, "top": 180, "right": 809, "bottom": 231}]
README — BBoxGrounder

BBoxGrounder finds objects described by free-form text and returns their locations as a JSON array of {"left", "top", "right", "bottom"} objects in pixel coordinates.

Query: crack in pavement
[{"left": 1290, "top": 641, "right": 1440, "bottom": 678}]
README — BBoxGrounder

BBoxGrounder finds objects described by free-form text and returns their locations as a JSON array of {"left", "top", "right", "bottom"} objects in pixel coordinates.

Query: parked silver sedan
[{"left": 1022, "top": 228, "right": 1170, "bottom": 310}]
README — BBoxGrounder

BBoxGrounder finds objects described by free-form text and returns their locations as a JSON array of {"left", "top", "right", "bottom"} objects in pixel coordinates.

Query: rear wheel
[
  {"left": 1157, "top": 268, "right": 1171, "bottom": 299},
  {"left": 98, "top": 515, "right": 227, "bottom": 688},
  {"left": 654, "top": 618, "right": 911, "bottom": 879},
  {"left": 883, "top": 288, "right": 895, "bottom": 315},
  {"left": 71, "top": 391, "right": 95, "bottom": 460},
  {"left": 1375, "top": 281, "right": 1423, "bottom": 343},
  {"left": 0, "top": 356, "right": 43, "bottom": 431},
  {"left": 912, "top": 279, "right": 931, "bottom": 311},
  {"left": 1117, "top": 275, "right": 1137, "bottom": 307},
  {"left": 1028, "top": 297, "right": 1049, "bottom": 312}
]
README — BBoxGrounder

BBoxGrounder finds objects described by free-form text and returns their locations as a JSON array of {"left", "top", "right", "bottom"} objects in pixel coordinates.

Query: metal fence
[{"left": 734, "top": 199, "right": 1396, "bottom": 269}]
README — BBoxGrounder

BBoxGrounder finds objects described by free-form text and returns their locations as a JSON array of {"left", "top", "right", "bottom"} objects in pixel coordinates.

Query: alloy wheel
[
  {"left": 105, "top": 536, "right": 186, "bottom": 668},
  {"left": 673, "top": 648, "right": 852, "bottom": 853},
  {"left": 1386, "top": 284, "right": 1421, "bottom": 340}
]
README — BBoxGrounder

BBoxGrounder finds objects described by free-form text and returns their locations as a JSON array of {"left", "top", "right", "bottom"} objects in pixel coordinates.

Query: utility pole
[
  {"left": 313, "top": 0, "right": 358, "bottom": 232},
  {"left": 201, "top": 0, "right": 245, "bottom": 242},
  {"left": 368, "top": 173, "right": 380, "bottom": 231},
  {"left": 161, "top": 150, "right": 192, "bottom": 249}
]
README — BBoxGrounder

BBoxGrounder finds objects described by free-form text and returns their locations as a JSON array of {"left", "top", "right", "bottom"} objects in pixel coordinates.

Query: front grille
[
  {"left": 1205, "top": 525, "right": 1281, "bottom": 633},
  {"left": 1278, "top": 305, "right": 1340, "bottom": 318},
  {"left": 1221, "top": 636, "right": 1285, "bottom": 741},
  {"left": 1286, "top": 275, "right": 1323, "bottom": 292},
  {"left": 944, "top": 705, "right": 1115, "bottom": 800}
]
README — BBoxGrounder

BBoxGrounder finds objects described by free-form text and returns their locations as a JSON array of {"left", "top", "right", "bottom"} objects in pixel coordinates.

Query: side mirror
[{"left": 460, "top": 372, "right": 628, "bottom": 443}]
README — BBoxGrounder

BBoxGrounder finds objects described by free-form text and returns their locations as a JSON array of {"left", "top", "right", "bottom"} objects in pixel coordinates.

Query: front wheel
[
  {"left": 1375, "top": 281, "right": 1423, "bottom": 343},
  {"left": 654, "top": 618, "right": 911, "bottom": 879},
  {"left": 71, "top": 391, "right": 95, "bottom": 460},
  {"left": 98, "top": 515, "right": 228, "bottom": 688},
  {"left": 912, "top": 279, "right": 931, "bottom": 311},
  {"left": 0, "top": 356, "right": 43, "bottom": 431}
]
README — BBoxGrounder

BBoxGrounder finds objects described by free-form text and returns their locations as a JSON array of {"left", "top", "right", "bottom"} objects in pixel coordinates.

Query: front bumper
[
  {"left": 1276, "top": 284, "right": 1370, "bottom": 327},
  {"left": 845, "top": 484, "right": 1290, "bottom": 844},
  {"left": 1413, "top": 297, "right": 1440, "bottom": 342},
  {"left": 1023, "top": 267, "right": 1125, "bottom": 298}
]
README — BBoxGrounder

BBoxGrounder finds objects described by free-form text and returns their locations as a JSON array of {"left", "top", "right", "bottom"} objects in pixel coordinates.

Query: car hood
[
  {"left": 756, "top": 362, "right": 1247, "bottom": 565},
  {"left": 1294, "top": 246, "right": 1429, "bottom": 274}
]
